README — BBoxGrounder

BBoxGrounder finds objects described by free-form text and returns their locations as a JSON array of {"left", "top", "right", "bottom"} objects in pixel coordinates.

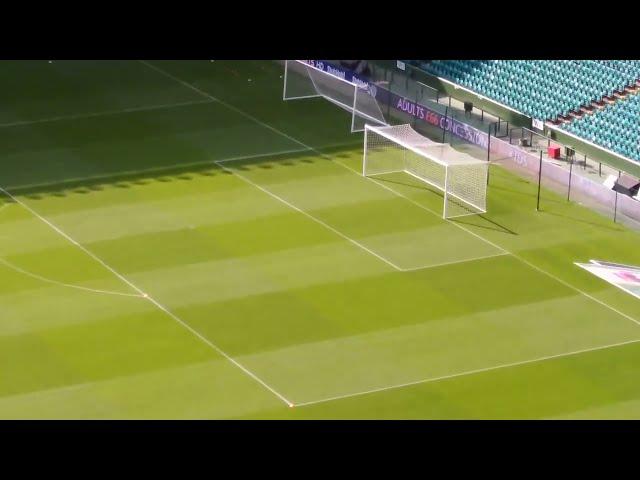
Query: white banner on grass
[{"left": 576, "top": 260, "right": 640, "bottom": 300}]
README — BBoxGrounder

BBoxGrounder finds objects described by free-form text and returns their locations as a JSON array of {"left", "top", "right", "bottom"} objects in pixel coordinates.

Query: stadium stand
[
  {"left": 407, "top": 60, "right": 640, "bottom": 122},
  {"left": 561, "top": 93, "right": 640, "bottom": 162}
]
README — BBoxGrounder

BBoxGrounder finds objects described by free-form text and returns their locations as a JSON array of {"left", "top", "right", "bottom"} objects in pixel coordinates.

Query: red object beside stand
[{"left": 548, "top": 146, "right": 561, "bottom": 159}]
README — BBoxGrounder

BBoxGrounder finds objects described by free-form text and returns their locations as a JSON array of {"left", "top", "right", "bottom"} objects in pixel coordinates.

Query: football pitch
[{"left": 2, "top": 60, "right": 640, "bottom": 419}]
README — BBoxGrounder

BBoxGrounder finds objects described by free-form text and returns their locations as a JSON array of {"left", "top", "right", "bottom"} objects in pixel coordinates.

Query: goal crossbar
[
  {"left": 365, "top": 124, "right": 481, "bottom": 167},
  {"left": 286, "top": 60, "right": 357, "bottom": 92}
]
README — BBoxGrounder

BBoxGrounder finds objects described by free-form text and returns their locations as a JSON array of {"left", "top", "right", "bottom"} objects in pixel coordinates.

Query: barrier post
[
  {"left": 442, "top": 107, "right": 448, "bottom": 143},
  {"left": 487, "top": 124, "right": 492, "bottom": 186},
  {"left": 411, "top": 86, "right": 418, "bottom": 128},
  {"left": 567, "top": 159, "right": 573, "bottom": 201},
  {"left": 487, "top": 124, "right": 492, "bottom": 163},
  {"left": 536, "top": 150, "right": 543, "bottom": 211},
  {"left": 386, "top": 69, "right": 393, "bottom": 119}
]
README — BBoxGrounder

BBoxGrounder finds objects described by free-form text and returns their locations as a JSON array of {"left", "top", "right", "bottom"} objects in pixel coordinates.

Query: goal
[
  {"left": 282, "top": 60, "right": 388, "bottom": 133},
  {"left": 363, "top": 124, "right": 489, "bottom": 219}
]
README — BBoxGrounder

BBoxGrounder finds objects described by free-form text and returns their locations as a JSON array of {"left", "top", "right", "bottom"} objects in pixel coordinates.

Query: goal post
[
  {"left": 282, "top": 60, "right": 388, "bottom": 133},
  {"left": 363, "top": 124, "right": 489, "bottom": 219}
]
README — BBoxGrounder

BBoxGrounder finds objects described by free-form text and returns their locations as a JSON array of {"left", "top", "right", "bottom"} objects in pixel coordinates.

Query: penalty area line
[
  {"left": 294, "top": 337, "right": 640, "bottom": 408},
  {"left": 400, "top": 252, "right": 510, "bottom": 272},
  {"left": 0, "top": 99, "right": 216, "bottom": 129}
]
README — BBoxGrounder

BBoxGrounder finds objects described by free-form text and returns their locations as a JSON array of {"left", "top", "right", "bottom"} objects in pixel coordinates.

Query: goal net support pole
[
  {"left": 363, "top": 124, "right": 489, "bottom": 219},
  {"left": 282, "top": 60, "right": 388, "bottom": 133},
  {"left": 282, "top": 60, "right": 321, "bottom": 102}
]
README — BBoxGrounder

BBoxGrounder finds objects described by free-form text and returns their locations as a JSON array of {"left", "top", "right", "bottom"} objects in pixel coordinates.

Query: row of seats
[
  {"left": 561, "top": 94, "right": 640, "bottom": 162},
  {"left": 406, "top": 60, "right": 640, "bottom": 121},
  {"left": 597, "top": 60, "right": 640, "bottom": 80}
]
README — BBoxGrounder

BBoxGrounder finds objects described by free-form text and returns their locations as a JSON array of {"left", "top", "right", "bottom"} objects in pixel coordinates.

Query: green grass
[{"left": 1, "top": 60, "right": 640, "bottom": 418}]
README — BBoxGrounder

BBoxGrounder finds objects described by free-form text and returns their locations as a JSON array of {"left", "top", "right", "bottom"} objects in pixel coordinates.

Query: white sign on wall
[
  {"left": 396, "top": 60, "right": 406, "bottom": 71},
  {"left": 532, "top": 118, "right": 544, "bottom": 131}
]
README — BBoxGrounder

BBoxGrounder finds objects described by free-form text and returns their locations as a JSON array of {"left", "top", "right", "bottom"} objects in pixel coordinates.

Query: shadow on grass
[
  {"left": 369, "top": 176, "right": 443, "bottom": 200},
  {"left": 453, "top": 215, "right": 518, "bottom": 236},
  {"left": 2, "top": 142, "right": 361, "bottom": 201},
  {"left": 540, "top": 209, "right": 624, "bottom": 233}
]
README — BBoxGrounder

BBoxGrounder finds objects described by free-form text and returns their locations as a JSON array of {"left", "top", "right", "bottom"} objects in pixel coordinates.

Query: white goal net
[
  {"left": 282, "top": 60, "right": 388, "bottom": 133},
  {"left": 363, "top": 124, "right": 489, "bottom": 219}
]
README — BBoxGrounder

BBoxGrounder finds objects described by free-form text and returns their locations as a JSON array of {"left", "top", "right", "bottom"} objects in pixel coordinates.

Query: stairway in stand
[{"left": 550, "top": 78, "right": 640, "bottom": 126}]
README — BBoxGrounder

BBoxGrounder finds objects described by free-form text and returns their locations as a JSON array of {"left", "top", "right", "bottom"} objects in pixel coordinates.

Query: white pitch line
[
  {"left": 0, "top": 99, "right": 215, "bottom": 129},
  {"left": 213, "top": 147, "right": 315, "bottom": 164},
  {"left": 294, "top": 337, "right": 640, "bottom": 408},
  {"left": 0, "top": 186, "right": 294, "bottom": 407},
  {"left": 140, "top": 60, "right": 224, "bottom": 104},
  {"left": 140, "top": 61, "right": 640, "bottom": 329},
  {"left": 0, "top": 256, "right": 144, "bottom": 298},
  {"left": 400, "top": 252, "right": 510, "bottom": 272},
  {"left": 216, "top": 161, "right": 402, "bottom": 271},
  {"left": 4, "top": 147, "right": 312, "bottom": 193}
]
